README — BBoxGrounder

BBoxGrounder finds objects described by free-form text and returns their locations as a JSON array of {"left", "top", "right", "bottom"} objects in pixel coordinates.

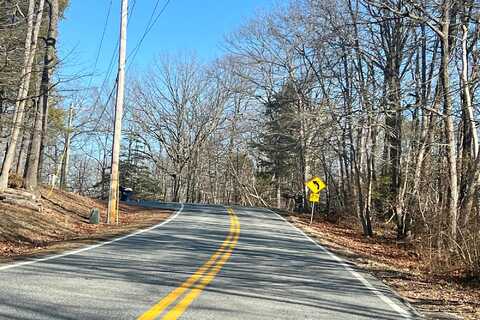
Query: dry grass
[{"left": 0, "top": 188, "right": 172, "bottom": 260}]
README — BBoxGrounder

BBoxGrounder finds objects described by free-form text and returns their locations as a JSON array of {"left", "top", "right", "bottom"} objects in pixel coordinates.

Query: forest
[{"left": 1, "top": 0, "right": 479, "bottom": 278}]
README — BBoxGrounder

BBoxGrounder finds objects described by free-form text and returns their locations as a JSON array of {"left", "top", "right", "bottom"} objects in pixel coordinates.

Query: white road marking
[
  {"left": 0, "top": 203, "right": 184, "bottom": 271},
  {"left": 267, "top": 209, "right": 415, "bottom": 319}
]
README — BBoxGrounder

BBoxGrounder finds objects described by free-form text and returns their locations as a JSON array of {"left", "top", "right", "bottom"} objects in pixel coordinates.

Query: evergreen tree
[
  {"left": 119, "top": 135, "right": 163, "bottom": 200},
  {"left": 253, "top": 82, "right": 300, "bottom": 205}
]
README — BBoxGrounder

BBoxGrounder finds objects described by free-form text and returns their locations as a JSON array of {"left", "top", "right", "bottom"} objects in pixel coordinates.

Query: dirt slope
[{"left": 0, "top": 188, "right": 171, "bottom": 259}]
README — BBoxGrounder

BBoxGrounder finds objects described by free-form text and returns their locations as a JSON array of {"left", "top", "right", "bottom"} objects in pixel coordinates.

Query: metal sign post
[
  {"left": 308, "top": 192, "right": 319, "bottom": 225},
  {"left": 310, "top": 202, "right": 315, "bottom": 225}
]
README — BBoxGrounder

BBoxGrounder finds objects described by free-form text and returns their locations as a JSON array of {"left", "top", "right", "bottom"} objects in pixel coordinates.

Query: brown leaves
[
  {"left": 288, "top": 214, "right": 480, "bottom": 320},
  {"left": 0, "top": 188, "right": 171, "bottom": 260}
]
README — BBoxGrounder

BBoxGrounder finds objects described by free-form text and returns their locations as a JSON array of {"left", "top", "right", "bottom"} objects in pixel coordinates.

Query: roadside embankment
[
  {"left": 0, "top": 188, "right": 172, "bottom": 260},
  {"left": 277, "top": 210, "right": 479, "bottom": 320}
]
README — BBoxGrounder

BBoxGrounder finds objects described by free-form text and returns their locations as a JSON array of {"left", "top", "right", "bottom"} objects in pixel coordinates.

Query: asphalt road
[{"left": 0, "top": 203, "right": 419, "bottom": 319}]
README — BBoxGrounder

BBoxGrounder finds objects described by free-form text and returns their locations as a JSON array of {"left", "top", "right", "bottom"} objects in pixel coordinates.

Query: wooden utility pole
[{"left": 107, "top": 0, "right": 128, "bottom": 224}]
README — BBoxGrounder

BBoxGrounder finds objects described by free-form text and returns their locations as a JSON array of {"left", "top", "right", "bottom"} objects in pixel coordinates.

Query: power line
[
  {"left": 79, "top": 0, "right": 167, "bottom": 148},
  {"left": 128, "top": 0, "right": 137, "bottom": 25},
  {"left": 97, "top": 0, "right": 136, "bottom": 89},
  {"left": 92, "top": 0, "right": 137, "bottom": 113},
  {"left": 90, "top": 0, "right": 170, "bottom": 129},
  {"left": 86, "top": 0, "right": 113, "bottom": 89},
  {"left": 88, "top": 0, "right": 136, "bottom": 101},
  {"left": 91, "top": 0, "right": 167, "bottom": 118},
  {"left": 74, "top": 0, "right": 138, "bottom": 154},
  {"left": 127, "top": 0, "right": 172, "bottom": 70}
]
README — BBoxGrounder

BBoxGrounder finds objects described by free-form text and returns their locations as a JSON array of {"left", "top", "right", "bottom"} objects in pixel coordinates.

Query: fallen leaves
[
  {"left": 0, "top": 188, "right": 172, "bottom": 261},
  {"left": 286, "top": 213, "right": 480, "bottom": 320}
]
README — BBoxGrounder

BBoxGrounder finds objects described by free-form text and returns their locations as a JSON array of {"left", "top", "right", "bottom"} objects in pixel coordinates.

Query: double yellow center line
[{"left": 138, "top": 208, "right": 240, "bottom": 320}]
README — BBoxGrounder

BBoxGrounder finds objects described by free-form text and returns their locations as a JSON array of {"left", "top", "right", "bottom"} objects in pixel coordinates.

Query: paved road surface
[{"left": 0, "top": 203, "right": 419, "bottom": 319}]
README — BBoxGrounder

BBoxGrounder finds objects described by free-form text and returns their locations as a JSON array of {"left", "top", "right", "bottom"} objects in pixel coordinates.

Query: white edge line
[
  {"left": 0, "top": 203, "right": 185, "bottom": 271},
  {"left": 267, "top": 209, "right": 414, "bottom": 319}
]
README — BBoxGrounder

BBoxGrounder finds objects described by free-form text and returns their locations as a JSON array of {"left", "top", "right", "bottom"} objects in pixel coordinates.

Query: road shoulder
[{"left": 272, "top": 209, "right": 479, "bottom": 320}]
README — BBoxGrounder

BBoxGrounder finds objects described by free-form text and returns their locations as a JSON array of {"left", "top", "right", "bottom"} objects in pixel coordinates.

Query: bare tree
[
  {"left": 0, "top": 0, "right": 44, "bottom": 190},
  {"left": 128, "top": 55, "right": 226, "bottom": 202}
]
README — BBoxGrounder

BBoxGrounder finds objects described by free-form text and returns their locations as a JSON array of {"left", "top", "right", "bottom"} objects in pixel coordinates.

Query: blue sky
[{"left": 59, "top": 0, "right": 275, "bottom": 90}]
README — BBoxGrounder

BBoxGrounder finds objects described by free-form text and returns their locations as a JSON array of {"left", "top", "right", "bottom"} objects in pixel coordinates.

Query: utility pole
[{"left": 107, "top": 0, "right": 128, "bottom": 224}]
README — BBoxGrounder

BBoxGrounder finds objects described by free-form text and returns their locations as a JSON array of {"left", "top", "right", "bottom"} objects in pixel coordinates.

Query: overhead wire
[
  {"left": 80, "top": 0, "right": 170, "bottom": 151},
  {"left": 76, "top": 0, "right": 138, "bottom": 153},
  {"left": 88, "top": 0, "right": 138, "bottom": 132},
  {"left": 126, "top": 0, "right": 171, "bottom": 71},
  {"left": 85, "top": 0, "right": 113, "bottom": 90}
]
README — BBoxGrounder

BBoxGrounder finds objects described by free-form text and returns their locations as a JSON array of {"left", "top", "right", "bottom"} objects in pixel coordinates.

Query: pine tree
[{"left": 252, "top": 82, "right": 300, "bottom": 207}]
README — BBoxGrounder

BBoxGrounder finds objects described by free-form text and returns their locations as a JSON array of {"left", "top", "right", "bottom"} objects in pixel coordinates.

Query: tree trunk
[
  {"left": 0, "top": 0, "right": 45, "bottom": 191},
  {"left": 276, "top": 179, "right": 281, "bottom": 209},
  {"left": 172, "top": 174, "right": 180, "bottom": 202},
  {"left": 60, "top": 106, "right": 73, "bottom": 189},
  {"left": 15, "top": 122, "right": 28, "bottom": 176},
  {"left": 440, "top": 4, "right": 459, "bottom": 240},
  {"left": 25, "top": 0, "right": 58, "bottom": 192},
  {"left": 459, "top": 23, "right": 479, "bottom": 225}
]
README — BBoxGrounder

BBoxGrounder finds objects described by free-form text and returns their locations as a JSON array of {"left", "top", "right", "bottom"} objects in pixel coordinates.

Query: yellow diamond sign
[{"left": 305, "top": 176, "right": 326, "bottom": 194}]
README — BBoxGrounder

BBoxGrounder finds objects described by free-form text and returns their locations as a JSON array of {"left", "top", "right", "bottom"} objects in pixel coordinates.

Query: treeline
[
  {"left": 230, "top": 0, "right": 479, "bottom": 275},
  {"left": 0, "top": 0, "right": 68, "bottom": 193},
  {"left": 116, "top": 0, "right": 477, "bottom": 275},
  {"left": 222, "top": 0, "right": 479, "bottom": 275}
]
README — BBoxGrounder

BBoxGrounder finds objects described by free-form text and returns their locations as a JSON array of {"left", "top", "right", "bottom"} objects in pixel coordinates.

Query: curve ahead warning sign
[{"left": 305, "top": 176, "right": 326, "bottom": 194}]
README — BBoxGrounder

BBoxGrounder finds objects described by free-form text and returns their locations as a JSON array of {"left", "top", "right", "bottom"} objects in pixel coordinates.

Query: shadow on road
[{"left": 0, "top": 204, "right": 417, "bottom": 319}]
